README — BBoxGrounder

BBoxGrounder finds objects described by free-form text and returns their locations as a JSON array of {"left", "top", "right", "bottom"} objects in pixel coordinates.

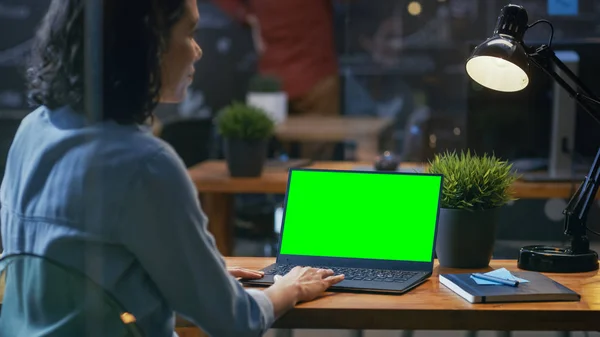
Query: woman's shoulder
[{"left": 11, "top": 105, "right": 181, "bottom": 176}]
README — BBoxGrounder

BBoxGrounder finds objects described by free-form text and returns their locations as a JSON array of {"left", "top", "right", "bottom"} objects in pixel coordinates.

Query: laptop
[{"left": 241, "top": 168, "right": 443, "bottom": 294}]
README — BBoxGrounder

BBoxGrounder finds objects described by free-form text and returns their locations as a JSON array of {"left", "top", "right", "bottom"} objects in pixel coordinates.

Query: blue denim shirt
[{"left": 0, "top": 106, "right": 274, "bottom": 336}]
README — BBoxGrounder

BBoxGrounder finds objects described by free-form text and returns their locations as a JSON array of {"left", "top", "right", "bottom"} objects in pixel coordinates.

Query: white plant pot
[{"left": 246, "top": 91, "right": 288, "bottom": 125}]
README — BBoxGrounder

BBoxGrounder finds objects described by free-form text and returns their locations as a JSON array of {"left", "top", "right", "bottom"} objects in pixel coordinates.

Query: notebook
[
  {"left": 240, "top": 168, "right": 443, "bottom": 294},
  {"left": 439, "top": 270, "right": 581, "bottom": 303}
]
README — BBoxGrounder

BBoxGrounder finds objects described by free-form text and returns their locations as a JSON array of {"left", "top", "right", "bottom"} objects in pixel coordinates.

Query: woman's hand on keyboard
[
  {"left": 276, "top": 266, "right": 345, "bottom": 302},
  {"left": 264, "top": 266, "right": 344, "bottom": 319}
]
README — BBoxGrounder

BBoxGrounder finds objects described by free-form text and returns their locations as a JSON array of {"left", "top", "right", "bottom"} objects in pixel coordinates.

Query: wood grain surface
[
  {"left": 188, "top": 161, "right": 592, "bottom": 199},
  {"left": 212, "top": 257, "right": 600, "bottom": 331}
]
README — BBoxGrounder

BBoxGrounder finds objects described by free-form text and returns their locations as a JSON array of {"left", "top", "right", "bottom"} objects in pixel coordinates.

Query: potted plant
[
  {"left": 246, "top": 74, "right": 287, "bottom": 125},
  {"left": 426, "top": 150, "right": 518, "bottom": 268},
  {"left": 216, "top": 102, "right": 275, "bottom": 177}
]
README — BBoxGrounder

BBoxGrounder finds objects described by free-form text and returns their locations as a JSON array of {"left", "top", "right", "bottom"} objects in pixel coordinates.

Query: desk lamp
[{"left": 465, "top": 4, "right": 600, "bottom": 273}]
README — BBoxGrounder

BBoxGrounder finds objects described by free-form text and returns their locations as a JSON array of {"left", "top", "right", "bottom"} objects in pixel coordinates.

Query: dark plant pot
[
  {"left": 223, "top": 138, "right": 268, "bottom": 177},
  {"left": 435, "top": 207, "right": 500, "bottom": 268}
]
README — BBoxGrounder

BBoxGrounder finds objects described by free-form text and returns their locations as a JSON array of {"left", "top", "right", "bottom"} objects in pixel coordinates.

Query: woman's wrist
[{"left": 264, "top": 281, "right": 300, "bottom": 318}]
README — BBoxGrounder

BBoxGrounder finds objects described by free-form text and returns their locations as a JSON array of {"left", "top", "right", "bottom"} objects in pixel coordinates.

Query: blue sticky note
[
  {"left": 470, "top": 268, "right": 530, "bottom": 285},
  {"left": 548, "top": 0, "right": 578, "bottom": 16}
]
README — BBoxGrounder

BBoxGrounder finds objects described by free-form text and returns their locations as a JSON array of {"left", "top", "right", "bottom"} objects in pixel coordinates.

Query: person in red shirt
[{"left": 213, "top": 0, "right": 340, "bottom": 159}]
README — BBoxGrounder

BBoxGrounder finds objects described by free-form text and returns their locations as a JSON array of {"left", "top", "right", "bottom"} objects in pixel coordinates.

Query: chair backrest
[
  {"left": 159, "top": 119, "right": 215, "bottom": 167},
  {"left": 0, "top": 253, "right": 144, "bottom": 337}
]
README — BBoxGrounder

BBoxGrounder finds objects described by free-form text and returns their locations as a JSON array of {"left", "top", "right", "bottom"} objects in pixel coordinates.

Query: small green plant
[
  {"left": 426, "top": 150, "right": 518, "bottom": 211},
  {"left": 216, "top": 102, "right": 275, "bottom": 140},
  {"left": 248, "top": 74, "right": 282, "bottom": 93}
]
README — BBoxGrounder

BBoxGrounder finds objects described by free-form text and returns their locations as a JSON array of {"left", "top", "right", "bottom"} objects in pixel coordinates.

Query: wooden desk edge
[
  {"left": 174, "top": 258, "right": 600, "bottom": 331},
  {"left": 188, "top": 161, "right": 596, "bottom": 199}
]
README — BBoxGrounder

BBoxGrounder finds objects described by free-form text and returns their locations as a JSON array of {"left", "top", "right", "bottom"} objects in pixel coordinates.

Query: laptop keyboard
[{"left": 263, "top": 264, "right": 418, "bottom": 283}]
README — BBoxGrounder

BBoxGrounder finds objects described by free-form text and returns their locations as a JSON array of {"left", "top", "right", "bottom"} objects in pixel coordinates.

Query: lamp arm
[
  {"left": 529, "top": 45, "right": 600, "bottom": 125},
  {"left": 527, "top": 44, "right": 600, "bottom": 254},
  {"left": 562, "top": 148, "right": 600, "bottom": 253},
  {"left": 548, "top": 49, "right": 597, "bottom": 100}
]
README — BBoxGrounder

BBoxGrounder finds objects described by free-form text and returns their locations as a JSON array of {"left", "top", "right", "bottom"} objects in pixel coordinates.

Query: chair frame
[{"left": 0, "top": 252, "right": 144, "bottom": 337}]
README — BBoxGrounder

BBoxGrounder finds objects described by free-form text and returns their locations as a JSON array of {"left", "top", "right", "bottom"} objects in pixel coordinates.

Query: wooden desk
[
  {"left": 275, "top": 116, "right": 394, "bottom": 161},
  {"left": 188, "top": 160, "right": 594, "bottom": 255},
  {"left": 175, "top": 257, "right": 600, "bottom": 331}
]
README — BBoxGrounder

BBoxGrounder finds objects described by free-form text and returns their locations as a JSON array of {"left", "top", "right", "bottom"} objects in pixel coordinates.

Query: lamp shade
[
  {"left": 465, "top": 4, "right": 531, "bottom": 92},
  {"left": 466, "top": 36, "right": 530, "bottom": 92}
]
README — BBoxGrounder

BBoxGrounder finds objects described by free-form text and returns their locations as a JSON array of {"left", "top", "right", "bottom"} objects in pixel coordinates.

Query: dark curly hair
[{"left": 26, "top": 0, "right": 187, "bottom": 124}]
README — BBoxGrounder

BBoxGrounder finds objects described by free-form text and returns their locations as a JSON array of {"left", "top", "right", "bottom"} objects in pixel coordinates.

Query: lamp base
[{"left": 518, "top": 245, "right": 599, "bottom": 273}]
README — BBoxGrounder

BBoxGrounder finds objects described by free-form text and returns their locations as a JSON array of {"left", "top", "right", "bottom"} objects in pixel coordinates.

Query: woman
[{"left": 0, "top": 0, "right": 344, "bottom": 336}]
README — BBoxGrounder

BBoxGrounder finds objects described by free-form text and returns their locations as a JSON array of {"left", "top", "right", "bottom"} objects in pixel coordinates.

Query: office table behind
[{"left": 187, "top": 160, "right": 598, "bottom": 255}]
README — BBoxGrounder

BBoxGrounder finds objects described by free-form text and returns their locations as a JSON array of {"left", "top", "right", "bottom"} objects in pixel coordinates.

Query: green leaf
[
  {"left": 215, "top": 101, "right": 275, "bottom": 140},
  {"left": 426, "top": 150, "right": 520, "bottom": 211}
]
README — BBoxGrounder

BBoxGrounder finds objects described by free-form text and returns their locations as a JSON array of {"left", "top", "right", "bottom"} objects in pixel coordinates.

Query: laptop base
[{"left": 240, "top": 263, "right": 432, "bottom": 295}]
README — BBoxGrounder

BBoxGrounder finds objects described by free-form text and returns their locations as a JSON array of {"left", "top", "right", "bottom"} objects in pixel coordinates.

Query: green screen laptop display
[{"left": 279, "top": 170, "right": 442, "bottom": 262}]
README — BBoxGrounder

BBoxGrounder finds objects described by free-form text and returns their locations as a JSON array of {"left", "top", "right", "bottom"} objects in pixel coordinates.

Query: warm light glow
[
  {"left": 407, "top": 2, "right": 422, "bottom": 16},
  {"left": 120, "top": 312, "right": 136, "bottom": 324},
  {"left": 466, "top": 55, "right": 529, "bottom": 92}
]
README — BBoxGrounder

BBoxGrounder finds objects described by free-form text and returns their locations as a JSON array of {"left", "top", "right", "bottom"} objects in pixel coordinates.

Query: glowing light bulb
[{"left": 407, "top": 1, "right": 422, "bottom": 16}]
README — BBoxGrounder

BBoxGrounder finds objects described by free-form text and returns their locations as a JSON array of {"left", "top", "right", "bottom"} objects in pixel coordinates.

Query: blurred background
[
  {"left": 2, "top": 0, "right": 600, "bottom": 255},
  {"left": 2, "top": 0, "right": 600, "bottom": 336}
]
